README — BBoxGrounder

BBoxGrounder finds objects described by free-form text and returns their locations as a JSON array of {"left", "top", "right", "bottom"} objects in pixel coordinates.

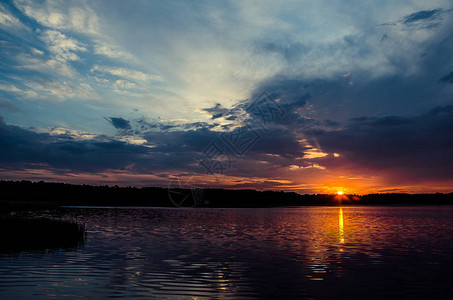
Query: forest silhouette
[{"left": 1, "top": 180, "right": 453, "bottom": 209}]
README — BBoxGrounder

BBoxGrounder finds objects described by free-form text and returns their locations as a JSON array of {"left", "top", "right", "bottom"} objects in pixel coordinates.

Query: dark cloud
[
  {"left": 381, "top": 8, "right": 451, "bottom": 30},
  {"left": 439, "top": 71, "right": 453, "bottom": 83},
  {"left": 143, "top": 128, "right": 217, "bottom": 154},
  {"left": 0, "top": 120, "right": 153, "bottom": 172},
  {"left": 194, "top": 88, "right": 312, "bottom": 161},
  {"left": 109, "top": 117, "right": 221, "bottom": 135},
  {"left": 250, "top": 37, "right": 453, "bottom": 124},
  {"left": 429, "top": 105, "right": 453, "bottom": 116},
  {"left": 254, "top": 41, "right": 310, "bottom": 62},
  {"left": 252, "top": 77, "right": 309, "bottom": 106},
  {"left": 0, "top": 107, "right": 314, "bottom": 182},
  {"left": 324, "top": 120, "right": 339, "bottom": 127},
  {"left": 369, "top": 116, "right": 414, "bottom": 127},
  {"left": 0, "top": 117, "right": 298, "bottom": 177},
  {"left": 107, "top": 117, "right": 132, "bottom": 130},
  {"left": 242, "top": 22, "right": 453, "bottom": 184},
  {"left": 3, "top": 99, "right": 453, "bottom": 187},
  {"left": 248, "top": 127, "right": 307, "bottom": 159},
  {"left": 403, "top": 9, "right": 443, "bottom": 23},
  {"left": 201, "top": 103, "right": 230, "bottom": 119},
  {"left": 135, "top": 118, "right": 219, "bottom": 132},
  {"left": 248, "top": 77, "right": 311, "bottom": 129},
  {"left": 313, "top": 105, "right": 453, "bottom": 182},
  {"left": 0, "top": 97, "right": 19, "bottom": 111},
  {"left": 200, "top": 102, "right": 248, "bottom": 122}
]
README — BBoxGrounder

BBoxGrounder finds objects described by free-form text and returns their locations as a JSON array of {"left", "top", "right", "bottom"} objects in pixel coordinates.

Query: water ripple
[{"left": 1, "top": 207, "right": 453, "bottom": 299}]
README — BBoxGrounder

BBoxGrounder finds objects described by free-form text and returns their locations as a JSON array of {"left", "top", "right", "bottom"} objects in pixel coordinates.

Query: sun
[{"left": 337, "top": 191, "right": 344, "bottom": 195}]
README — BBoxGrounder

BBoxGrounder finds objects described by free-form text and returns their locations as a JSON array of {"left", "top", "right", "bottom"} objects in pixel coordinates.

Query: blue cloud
[
  {"left": 107, "top": 117, "right": 131, "bottom": 130},
  {"left": 403, "top": 9, "right": 443, "bottom": 23},
  {"left": 439, "top": 71, "right": 453, "bottom": 83}
]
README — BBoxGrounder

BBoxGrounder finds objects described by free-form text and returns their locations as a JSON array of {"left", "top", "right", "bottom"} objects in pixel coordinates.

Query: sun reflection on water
[{"left": 339, "top": 207, "right": 345, "bottom": 245}]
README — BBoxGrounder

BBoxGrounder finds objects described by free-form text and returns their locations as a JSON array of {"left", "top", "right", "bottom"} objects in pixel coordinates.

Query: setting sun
[{"left": 337, "top": 191, "right": 344, "bottom": 195}]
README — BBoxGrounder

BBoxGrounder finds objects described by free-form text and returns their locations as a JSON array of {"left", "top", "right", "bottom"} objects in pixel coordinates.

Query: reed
[{"left": 0, "top": 216, "right": 85, "bottom": 253}]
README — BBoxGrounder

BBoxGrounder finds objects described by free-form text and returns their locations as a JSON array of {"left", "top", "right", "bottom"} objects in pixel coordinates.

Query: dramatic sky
[{"left": 1, "top": 0, "right": 453, "bottom": 194}]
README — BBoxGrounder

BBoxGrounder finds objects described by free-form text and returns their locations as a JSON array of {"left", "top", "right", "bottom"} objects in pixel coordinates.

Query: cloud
[
  {"left": 93, "top": 41, "right": 130, "bottom": 59},
  {"left": 134, "top": 118, "right": 220, "bottom": 132},
  {"left": 33, "top": 127, "right": 97, "bottom": 140},
  {"left": 439, "top": 71, "right": 453, "bottom": 83},
  {"left": 107, "top": 117, "right": 132, "bottom": 130},
  {"left": 40, "top": 29, "right": 87, "bottom": 61},
  {"left": 15, "top": 54, "right": 78, "bottom": 78},
  {"left": 30, "top": 47, "right": 44, "bottom": 56},
  {"left": 112, "top": 79, "right": 137, "bottom": 90},
  {"left": 312, "top": 105, "right": 453, "bottom": 183},
  {"left": 0, "top": 80, "right": 98, "bottom": 101},
  {"left": 30, "top": 80, "right": 98, "bottom": 101},
  {"left": 198, "top": 102, "right": 249, "bottom": 124},
  {"left": 0, "top": 113, "right": 303, "bottom": 178},
  {"left": 201, "top": 103, "right": 230, "bottom": 119},
  {"left": 14, "top": 0, "right": 99, "bottom": 34},
  {"left": 0, "top": 82, "right": 38, "bottom": 98},
  {"left": 403, "top": 9, "right": 443, "bottom": 24},
  {"left": 0, "top": 119, "right": 206, "bottom": 175},
  {"left": 0, "top": 119, "right": 148, "bottom": 172},
  {"left": 91, "top": 65, "right": 163, "bottom": 82},
  {"left": 382, "top": 8, "right": 451, "bottom": 31},
  {"left": 0, "top": 3, "right": 26, "bottom": 29},
  {"left": 254, "top": 41, "right": 310, "bottom": 63},
  {"left": 1, "top": 0, "right": 453, "bottom": 192},
  {"left": 0, "top": 96, "right": 19, "bottom": 111},
  {"left": 1, "top": 100, "right": 453, "bottom": 192}
]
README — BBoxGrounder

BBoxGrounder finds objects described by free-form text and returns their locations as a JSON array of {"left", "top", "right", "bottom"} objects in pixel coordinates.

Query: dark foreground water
[{"left": 1, "top": 206, "right": 453, "bottom": 299}]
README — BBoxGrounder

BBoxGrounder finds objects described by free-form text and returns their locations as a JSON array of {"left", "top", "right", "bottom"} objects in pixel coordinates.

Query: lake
[{"left": 1, "top": 206, "right": 453, "bottom": 299}]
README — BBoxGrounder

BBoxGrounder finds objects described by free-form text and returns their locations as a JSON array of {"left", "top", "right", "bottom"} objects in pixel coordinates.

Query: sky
[{"left": 1, "top": 0, "right": 453, "bottom": 194}]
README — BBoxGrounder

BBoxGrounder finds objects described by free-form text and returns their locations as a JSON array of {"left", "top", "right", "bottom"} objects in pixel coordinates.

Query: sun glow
[{"left": 337, "top": 191, "right": 343, "bottom": 195}]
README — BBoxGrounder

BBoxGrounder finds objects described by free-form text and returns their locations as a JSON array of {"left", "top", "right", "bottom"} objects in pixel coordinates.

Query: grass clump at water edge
[{"left": 0, "top": 215, "right": 86, "bottom": 254}]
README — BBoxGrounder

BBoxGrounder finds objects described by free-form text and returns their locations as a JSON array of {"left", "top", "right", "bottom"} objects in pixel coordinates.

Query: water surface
[{"left": 1, "top": 206, "right": 453, "bottom": 299}]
